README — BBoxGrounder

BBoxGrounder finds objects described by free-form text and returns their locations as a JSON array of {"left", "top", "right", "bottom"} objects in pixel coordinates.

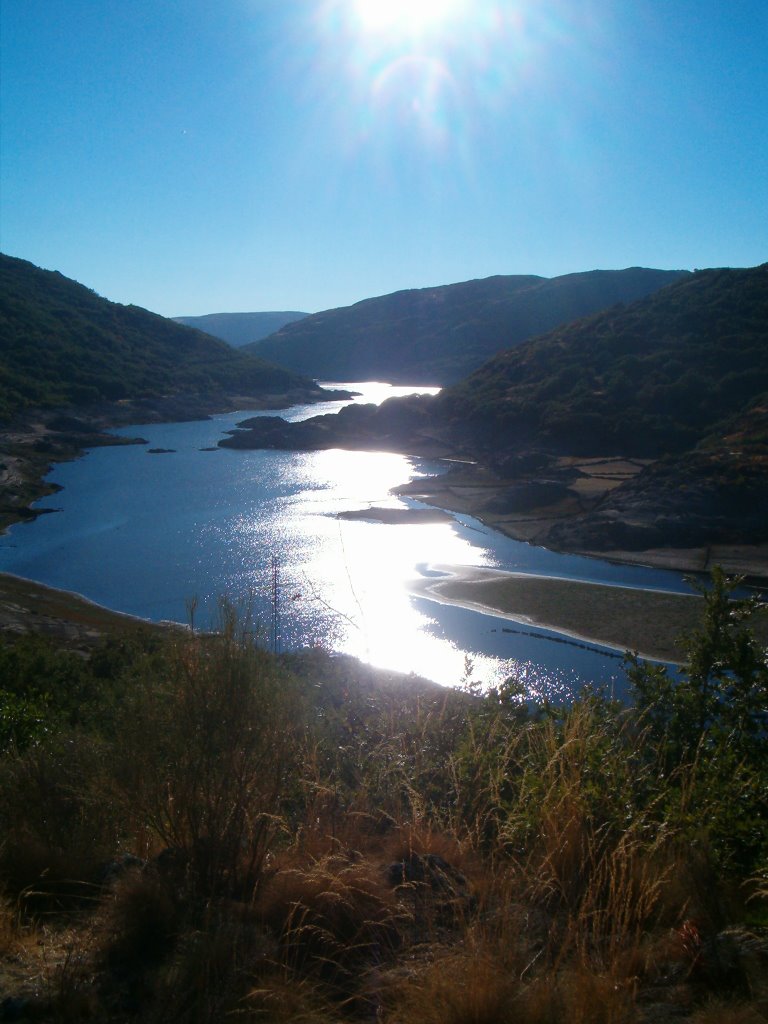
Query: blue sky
[{"left": 1, "top": 0, "right": 766, "bottom": 316}]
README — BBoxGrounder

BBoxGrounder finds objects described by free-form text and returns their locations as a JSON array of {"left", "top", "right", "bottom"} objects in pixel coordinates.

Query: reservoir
[{"left": 0, "top": 383, "right": 695, "bottom": 697}]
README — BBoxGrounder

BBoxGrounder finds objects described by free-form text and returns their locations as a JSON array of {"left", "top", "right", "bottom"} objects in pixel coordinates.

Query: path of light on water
[{"left": 231, "top": 447, "right": 499, "bottom": 685}]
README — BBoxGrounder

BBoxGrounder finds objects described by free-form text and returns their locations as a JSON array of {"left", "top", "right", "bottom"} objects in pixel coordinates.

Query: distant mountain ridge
[
  {"left": 173, "top": 311, "right": 308, "bottom": 347},
  {"left": 247, "top": 268, "right": 690, "bottom": 384},
  {"left": 0, "top": 255, "right": 323, "bottom": 422}
]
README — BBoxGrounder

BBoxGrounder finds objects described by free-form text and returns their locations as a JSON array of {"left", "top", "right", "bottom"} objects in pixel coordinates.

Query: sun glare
[{"left": 353, "top": 0, "right": 465, "bottom": 35}]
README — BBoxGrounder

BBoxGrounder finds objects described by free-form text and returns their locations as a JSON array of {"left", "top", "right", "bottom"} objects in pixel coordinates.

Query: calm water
[{"left": 0, "top": 383, "right": 695, "bottom": 696}]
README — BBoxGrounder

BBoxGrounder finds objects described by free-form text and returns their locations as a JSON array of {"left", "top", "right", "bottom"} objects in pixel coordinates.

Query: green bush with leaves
[{"left": 626, "top": 568, "right": 768, "bottom": 874}]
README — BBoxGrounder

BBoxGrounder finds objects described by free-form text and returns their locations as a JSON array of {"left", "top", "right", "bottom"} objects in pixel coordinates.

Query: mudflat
[{"left": 412, "top": 567, "right": 768, "bottom": 664}]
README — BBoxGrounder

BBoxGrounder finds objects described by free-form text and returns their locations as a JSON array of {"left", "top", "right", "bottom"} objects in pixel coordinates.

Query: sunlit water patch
[{"left": 0, "top": 383, "right": 687, "bottom": 696}]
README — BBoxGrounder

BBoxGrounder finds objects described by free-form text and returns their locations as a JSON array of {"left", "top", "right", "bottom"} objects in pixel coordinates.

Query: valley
[{"left": 3, "top": 5, "right": 767, "bottom": 1018}]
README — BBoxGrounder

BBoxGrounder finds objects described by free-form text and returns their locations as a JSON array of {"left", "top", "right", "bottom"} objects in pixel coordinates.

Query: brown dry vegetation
[{"left": 0, "top": 575, "right": 767, "bottom": 1022}]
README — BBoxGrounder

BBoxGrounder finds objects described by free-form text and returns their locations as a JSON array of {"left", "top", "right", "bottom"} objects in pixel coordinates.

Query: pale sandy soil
[{"left": 412, "top": 567, "right": 768, "bottom": 664}]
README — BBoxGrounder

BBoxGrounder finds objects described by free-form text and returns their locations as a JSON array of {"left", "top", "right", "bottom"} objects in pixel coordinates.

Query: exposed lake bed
[{"left": 411, "top": 567, "right": 768, "bottom": 663}]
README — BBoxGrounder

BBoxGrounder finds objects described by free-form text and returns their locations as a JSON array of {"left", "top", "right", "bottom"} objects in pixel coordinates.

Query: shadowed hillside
[
  {"left": 224, "top": 264, "right": 768, "bottom": 560},
  {"left": 440, "top": 263, "right": 768, "bottom": 458},
  {"left": 247, "top": 267, "right": 689, "bottom": 384},
  {"left": 0, "top": 255, "right": 323, "bottom": 422}
]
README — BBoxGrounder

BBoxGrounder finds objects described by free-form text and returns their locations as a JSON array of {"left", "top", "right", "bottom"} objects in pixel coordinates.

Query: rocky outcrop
[{"left": 219, "top": 396, "right": 454, "bottom": 458}]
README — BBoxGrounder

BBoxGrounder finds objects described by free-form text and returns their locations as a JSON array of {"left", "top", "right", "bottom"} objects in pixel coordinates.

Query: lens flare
[
  {"left": 352, "top": 0, "right": 466, "bottom": 35},
  {"left": 309, "top": 0, "right": 612, "bottom": 193}
]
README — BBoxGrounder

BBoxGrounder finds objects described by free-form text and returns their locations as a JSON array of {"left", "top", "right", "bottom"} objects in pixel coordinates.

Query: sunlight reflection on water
[
  {"left": 218, "top": 442, "right": 604, "bottom": 694},
  {"left": 227, "top": 446, "right": 506, "bottom": 687}
]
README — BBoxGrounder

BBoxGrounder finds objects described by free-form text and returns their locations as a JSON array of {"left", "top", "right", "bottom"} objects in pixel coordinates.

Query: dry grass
[
  {"left": 384, "top": 948, "right": 522, "bottom": 1024},
  {"left": 243, "top": 972, "right": 344, "bottom": 1023},
  {"left": 0, "top": 735, "right": 120, "bottom": 913},
  {"left": 258, "top": 852, "right": 410, "bottom": 987},
  {"left": 383, "top": 945, "right": 639, "bottom": 1024},
  {"left": 99, "top": 868, "right": 180, "bottom": 972},
  {"left": 689, "top": 1001, "right": 768, "bottom": 1024},
  {"left": 2, "top": 605, "right": 767, "bottom": 1022},
  {"left": 108, "top": 614, "right": 303, "bottom": 903},
  {"left": 0, "top": 894, "right": 20, "bottom": 957}
]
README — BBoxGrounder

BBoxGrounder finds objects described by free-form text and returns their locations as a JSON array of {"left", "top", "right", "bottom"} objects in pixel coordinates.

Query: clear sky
[{"left": 1, "top": 0, "right": 766, "bottom": 317}]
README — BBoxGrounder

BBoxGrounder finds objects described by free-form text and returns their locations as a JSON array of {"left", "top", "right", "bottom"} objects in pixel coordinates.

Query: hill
[
  {"left": 246, "top": 267, "right": 689, "bottom": 384},
  {"left": 424, "top": 263, "right": 768, "bottom": 558},
  {"left": 173, "top": 310, "right": 308, "bottom": 347},
  {"left": 0, "top": 255, "right": 324, "bottom": 422},
  {"left": 440, "top": 263, "right": 768, "bottom": 458}
]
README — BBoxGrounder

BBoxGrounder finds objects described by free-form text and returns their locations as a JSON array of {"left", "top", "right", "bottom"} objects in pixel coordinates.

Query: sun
[{"left": 352, "top": 0, "right": 466, "bottom": 35}]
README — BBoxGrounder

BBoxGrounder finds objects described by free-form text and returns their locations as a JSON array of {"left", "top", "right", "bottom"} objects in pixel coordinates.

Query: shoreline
[
  {"left": 411, "top": 566, "right": 768, "bottom": 664},
  {"left": 0, "top": 386, "right": 351, "bottom": 536},
  {"left": 9, "top": 393, "right": 763, "bottom": 586},
  {"left": 398, "top": 473, "right": 768, "bottom": 585},
  {"left": 3, "top": 393, "right": 766, "bottom": 667},
  {"left": 0, "top": 571, "right": 170, "bottom": 650},
  {"left": 0, "top": 565, "right": 704, "bottom": 667}
]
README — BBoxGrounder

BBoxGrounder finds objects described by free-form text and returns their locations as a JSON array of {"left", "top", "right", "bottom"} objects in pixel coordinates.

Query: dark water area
[{"left": 0, "top": 384, "right": 694, "bottom": 696}]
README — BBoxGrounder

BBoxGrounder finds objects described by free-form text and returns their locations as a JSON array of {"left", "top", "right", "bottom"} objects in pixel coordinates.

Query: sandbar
[
  {"left": 337, "top": 506, "right": 453, "bottom": 525},
  {"left": 411, "top": 567, "right": 768, "bottom": 664}
]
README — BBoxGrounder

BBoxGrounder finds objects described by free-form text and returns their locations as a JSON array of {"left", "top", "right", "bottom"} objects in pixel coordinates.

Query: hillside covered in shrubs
[
  {"left": 439, "top": 264, "right": 768, "bottom": 459},
  {"left": 0, "top": 255, "right": 326, "bottom": 422},
  {"left": 1, "top": 571, "right": 767, "bottom": 1022},
  {"left": 224, "top": 265, "right": 768, "bottom": 558}
]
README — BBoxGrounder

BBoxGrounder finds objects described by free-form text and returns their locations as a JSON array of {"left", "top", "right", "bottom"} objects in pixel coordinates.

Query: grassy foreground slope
[
  {"left": 1, "top": 572, "right": 767, "bottom": 1021},
  {"left": 248, "top": 267, "right": 688, "bottom": 384},
  {"left": 0, "top": 254, "right": 323, "bottom": 422}
]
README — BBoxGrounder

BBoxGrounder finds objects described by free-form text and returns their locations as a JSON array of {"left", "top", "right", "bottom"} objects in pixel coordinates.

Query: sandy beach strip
[{"left": 410, "top": 567, "right": 768, "bottom": 664}]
